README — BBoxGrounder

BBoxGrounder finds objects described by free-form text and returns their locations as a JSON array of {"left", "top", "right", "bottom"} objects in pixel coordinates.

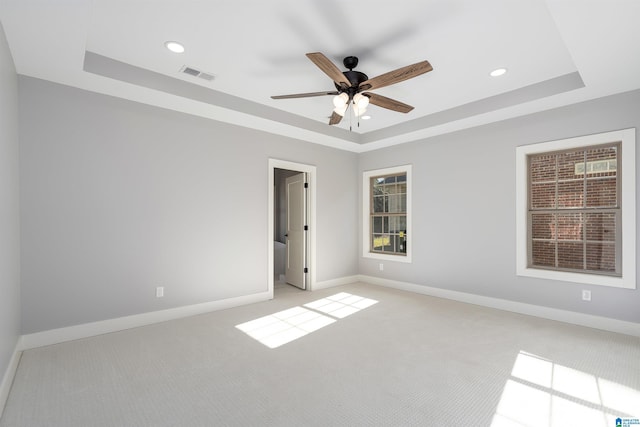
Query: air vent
[
  {"left": 179, "top": 65, "right": 215, "bottom": 82},
  {"left": 182, "top": 66, "right": 200, "bottom": 76},
  {"left": 198, "top": 72, "right": 214, "bottom": 81}
]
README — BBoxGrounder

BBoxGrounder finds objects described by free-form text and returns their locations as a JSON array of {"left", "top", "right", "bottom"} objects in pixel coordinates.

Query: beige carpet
[{"left": 2, "top": 282, "right": 639, "bottom": 426}]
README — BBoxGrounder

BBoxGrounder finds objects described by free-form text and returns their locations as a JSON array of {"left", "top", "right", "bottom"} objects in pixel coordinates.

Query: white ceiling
[{"left": 1, "top": 0, "right": 639, "bottom": 152}]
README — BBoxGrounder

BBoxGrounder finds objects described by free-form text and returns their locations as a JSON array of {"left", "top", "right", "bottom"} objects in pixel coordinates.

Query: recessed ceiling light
[
  {"left": 490, "top": 68, "right": 507, "bottom": 77},
  {"left": 361, "top": 115, "right": 371, "bottom": 120},
  {"left": 165, "top": 41, "right": 185, "bottom": 53}
]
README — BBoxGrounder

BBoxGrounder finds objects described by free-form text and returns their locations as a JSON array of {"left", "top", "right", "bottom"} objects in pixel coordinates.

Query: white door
[{"left": 285, "top": 173, "right": 307, "bottom": 289}]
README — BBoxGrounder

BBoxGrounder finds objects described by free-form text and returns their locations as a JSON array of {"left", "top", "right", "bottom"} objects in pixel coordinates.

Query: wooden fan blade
[
  {"left": 306, "top": 52, "right": 351, "bottom": 89},
  {"left": 359, "top": 60, "right": 432, "bottom": 91},
  {"left": 329, "top": 111, "right": 343, "bottom": 125},
  {"left": 364, "top": 93, "right": 414, "bottom": 113},
  {"left": 271, "top": 91, "right": 339, "bottom": 99}
]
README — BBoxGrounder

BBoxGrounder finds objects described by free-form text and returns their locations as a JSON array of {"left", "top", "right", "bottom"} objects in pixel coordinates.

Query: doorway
[{"left": 268, "top": 159, "right": 316, "bottom": 299}]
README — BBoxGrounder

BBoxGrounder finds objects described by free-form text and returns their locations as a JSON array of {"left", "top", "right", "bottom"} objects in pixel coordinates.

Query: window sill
[
  {"left": 516, "top": 266, "right": 634, "bottom": 289},
  {"left": 364, "top": 251, "right": 412, "bottom": 263}
]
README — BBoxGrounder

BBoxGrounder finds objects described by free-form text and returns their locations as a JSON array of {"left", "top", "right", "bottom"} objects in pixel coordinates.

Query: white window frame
[
  {"left": 516, "top": 128, "right": 636, "bottom": 289},
  {"left": 362, "top": 165, "right": 412, "bottom": 263}
]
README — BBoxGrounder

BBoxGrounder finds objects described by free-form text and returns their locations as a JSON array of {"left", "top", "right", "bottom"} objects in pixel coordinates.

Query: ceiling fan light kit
[
  {"left": 332, "top": 92, "right": 369, "bottom": 118},
  {"left": 271, "top": 52, "right": 433, "bottom": 127}
]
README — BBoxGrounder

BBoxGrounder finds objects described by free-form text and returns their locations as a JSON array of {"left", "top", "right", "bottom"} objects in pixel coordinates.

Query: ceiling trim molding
[
  {"left": 361, "top": 71, "right": 585, "bottom": 144},
  {"left": 84, "top": 52, "right": 586, "bottom": 152},
  {"left": 83, "top": 51, "right": 364, "bottom": 151}
]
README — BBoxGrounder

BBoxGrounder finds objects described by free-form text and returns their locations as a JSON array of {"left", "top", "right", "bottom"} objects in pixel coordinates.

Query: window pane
[
  {"left": 557, "top": 151, "right": 584, "bottom": 181},
  {"left": 383, "top": 216, "right": 389, "bottom": 233},
  {"left": 398, "top": 234, "right": 407, "bottom": 253},
  {"left": 372, "top": 234, "right": 388, "bottom": 251},
  {"left": 586, "top": 146, "right": 617, "bottom": 177},
  {"left": 556, "top": 213, "right": 583, "bottom": 241},
  {"left": 389, "top": 216, "right": 407, "bottom": 233},
  {"left": 586, "top": 178, "right": 617, "bottom": 207},
  {"left": 388, "top": 195, "right": 401, "bottom": 213},
  {"left": 373, "top": 196, "right": 384, "bottom": 213},
  {"left": 531, "top": 182, "right": 556, "bottom": 209},
  {"left": 389, "top": 216, "right": 399, "bottom": 232},
  {"left": 585, "top": 213, "right": 616, "bottom": 242},
  {"left": 530, "top": 155, "right": 556, "bottom": 183},
  {"left": 586, "top": 243, "right": 616, "bottom": 272},
  {"left": 397, "top": 174, "right": 406, "bottom": 183},
  {"left": 372, "top": 178, "right": 385, "bottom": 196},
  {"left": 557, "top": 180, "right": 584, "bottom": 208},
  {"left": 388, "top": 193, "right": 406, "bottom": 214},
  {"left": 397, "top": 216, "right": 406, "bottom": 232},
  {"left": 384, "top": 176, "right": 396, "bottom": 184},
  {"left": 557, "top": 242, "right": 583, "bottom": 270},
  {"left": 384, "top": 235, "right": 394, "bottom": 252},
  {"left": 531, "top": 213, "right": 554, "bottom": 240},
  {"left": 532, "top": 241, "right": 555, "bottom": 268},
  {"left": 373, "top": 216, "right": 383, "bottom": 233}
]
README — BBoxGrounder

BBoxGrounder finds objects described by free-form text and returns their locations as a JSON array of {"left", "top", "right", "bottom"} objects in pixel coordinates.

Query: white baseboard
[
  {"left": 0, "top": 339, "right": 22, "bottom": 419},
  {"left": 358, "top": 275, "right": 640, "bottom": 337},
  {"left": 20, "top": 291, "right": 271, "bottom": 351},
  {"left": 15, "top": 274, "right": 640, "bottom": 352},
  {"left": 313, "top": 275, "right": 360, "bottom": 291}
]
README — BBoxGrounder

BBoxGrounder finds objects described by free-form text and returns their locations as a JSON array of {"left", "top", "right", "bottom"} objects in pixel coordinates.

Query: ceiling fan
[{"left": 271, "top": 52, "right": 433, "bottom": 126}]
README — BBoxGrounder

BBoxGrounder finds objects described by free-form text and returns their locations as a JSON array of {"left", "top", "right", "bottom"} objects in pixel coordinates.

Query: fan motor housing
[{"left": 335, "top": 70, "right": 368, "bottom": 92}]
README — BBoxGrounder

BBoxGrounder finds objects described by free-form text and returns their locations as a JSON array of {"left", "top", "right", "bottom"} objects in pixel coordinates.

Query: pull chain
[{"left": 350, "top": 100, "right": 361, "bottom": 129}]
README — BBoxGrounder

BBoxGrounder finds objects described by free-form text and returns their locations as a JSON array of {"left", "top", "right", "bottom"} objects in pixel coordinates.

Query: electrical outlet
[
  {"left": 379, "top": 263, "right": 384, "bottom": 271},
  {"left": 582, "top": 290, "right": 591, "bottom": 301},
  {"left": 156, "top": 286, "right": 164, "bottom": 298}
]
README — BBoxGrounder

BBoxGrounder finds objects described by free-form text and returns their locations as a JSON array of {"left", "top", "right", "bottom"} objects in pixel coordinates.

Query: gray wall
[
  {"left": 14, "top": 69, "right": 640, "bottom": 336},
  {"left": 359, "top": 89, "right": 640, "bottom": 323},
  {"left": 19, "top": 77, "right": 359, "bottom": 334},
  {"left": 0, "top": 22, "right": 21, "bottom": 385}
]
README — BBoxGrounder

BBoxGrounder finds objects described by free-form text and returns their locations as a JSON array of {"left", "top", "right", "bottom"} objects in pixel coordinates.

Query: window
[
  {"left": 371, "top": 173, "right": 407, "bottom": 255},
  {"left": 362, "top": 165, "right": 412, "bottom": 263},
  {"left": 529, "top": 143, "right": 620, "bottom": 275},
  {"left": 516, "top": 129, "right": 635, "bottom": 289}
]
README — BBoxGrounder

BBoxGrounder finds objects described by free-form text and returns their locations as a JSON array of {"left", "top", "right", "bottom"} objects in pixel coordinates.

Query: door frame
[{"left": 268, "top": 159, "right": 316, "bottom": 298}]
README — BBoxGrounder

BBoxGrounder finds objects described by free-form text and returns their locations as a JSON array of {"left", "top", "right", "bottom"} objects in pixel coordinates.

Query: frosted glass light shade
[
  {"left": 333, "top": 93, "right": 348, "bottom": 108},
  {"left": 353, "top": 93, "right": 369, "bottom": 109},
  {"left": 333, "top": 103, "right": 348, "bottom": 116}
]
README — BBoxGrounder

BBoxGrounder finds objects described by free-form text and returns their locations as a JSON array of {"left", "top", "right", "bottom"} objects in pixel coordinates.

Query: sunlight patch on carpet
[
  {"left": 303, "top": 292, "right": 378, "bottom": 319},
  {"left": 235, "top": 293, "right": 378, "bottom": 348},
  {"left": 491, "top": 351, "right": 640, "bottom": 427}
]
